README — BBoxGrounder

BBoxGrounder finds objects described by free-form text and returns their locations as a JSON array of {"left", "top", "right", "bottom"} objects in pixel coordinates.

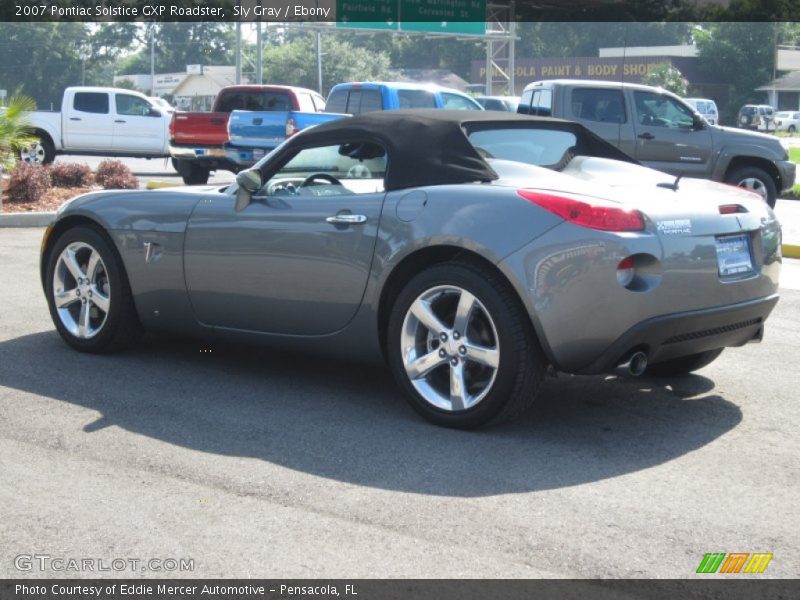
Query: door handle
[
  {"left": 69, "top": 117, "right": 81, "bottom": 121},
  {"left": 114, "top": 119, "right": 127, "bottom": 123},
  {"left": 638, "top": 132, "right": 655, "bottom": 140},
  {"left": 326, "top": 214, "right": 367, "bottom": 225}
]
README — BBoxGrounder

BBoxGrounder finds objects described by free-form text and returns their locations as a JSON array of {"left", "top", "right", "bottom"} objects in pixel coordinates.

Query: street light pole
[
  {"left": 316, "top": 31, "right": 323, "bottom": 94},
  {"left": 150, "top": 25, "right": 156, "bottom": 96}
]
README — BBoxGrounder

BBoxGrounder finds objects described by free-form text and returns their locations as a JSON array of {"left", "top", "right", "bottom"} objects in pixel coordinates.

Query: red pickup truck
[{"left": 169, "top": 85, "right": 327, "bottom": 184}]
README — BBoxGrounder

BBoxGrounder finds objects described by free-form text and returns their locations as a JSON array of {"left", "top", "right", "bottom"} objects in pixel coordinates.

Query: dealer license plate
[
  {"left": 252, "top": 149, "right": 265, "bottom": 160},
  {"left": 715, "top": 233, "right": 754, "bottom": 277}
]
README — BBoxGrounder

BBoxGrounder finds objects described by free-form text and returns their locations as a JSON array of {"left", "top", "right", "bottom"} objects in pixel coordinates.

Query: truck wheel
[
  {"left": 175, "top": 159, "right": 210, "bottom": 185},
  {"left": 645, "top": 349, "right": 723, "bottom": 377},
  {"left": 789, "top": 125, "right": 796, "bottom": 134},
  {"left": 19, "top": 134, "right": 55, "bottom": 165},
  {"left": 726, "top": 166, "right": 777, "bottom": 208}
]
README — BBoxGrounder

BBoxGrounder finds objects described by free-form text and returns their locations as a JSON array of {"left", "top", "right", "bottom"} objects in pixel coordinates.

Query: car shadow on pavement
[{"left": 0, "top": 331, "right": 740, "bottom": 497}]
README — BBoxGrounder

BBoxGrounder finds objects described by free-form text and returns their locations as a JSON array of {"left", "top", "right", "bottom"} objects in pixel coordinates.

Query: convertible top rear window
[{"left": 468, "top": 128, "right": 578, "bottom": 169}]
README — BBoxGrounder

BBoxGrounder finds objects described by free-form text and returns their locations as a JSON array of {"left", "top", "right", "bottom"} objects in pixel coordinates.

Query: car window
[
  {"left": 73, "top": 92, "right": 109, "bottom": 114},
  {"left": 441, "top": 93, "right": 480, "bottom": 110},
  {"left": 468, "top": 127, "right": 578, "bottom": 169},
  {"left": 397, "top": 89, "right": 436, "bottom": 109},
  {"left": 741, "top": 106, "right": 756, "bottom": 115},
  {"left": 115, "top": 94, "right": 152, "bottom": 116},
  {"left": 571, "top": 88, "right": 625, "bottom": 123},
  {"left": 325, "top": 90, "right": 348, "bottom": 114},
  {"left": 776, "top": 111, "right": 791, "bottom": 118},
  {"left": 263, "top": 143, "right": 388, "bottom": 197},
  {"left": 312, "top": 94, "right": 326, "bottom": 112},
  {"left": 634, "top": 91, "right": 694, "bottom": 128}
]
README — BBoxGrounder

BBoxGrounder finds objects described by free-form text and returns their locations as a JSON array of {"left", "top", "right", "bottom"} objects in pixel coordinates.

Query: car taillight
[
  {"left": 517, "top": 190, "right": 645, "bottom": 232},
  {"left": 168, "top": 115, "right": 175, "bottom": 138},
  {"left": 719, "top": 204, "right": 747, "bottom": 214},
  {"left": 285, "top": 117, "right": 298, "bottom": 137}
]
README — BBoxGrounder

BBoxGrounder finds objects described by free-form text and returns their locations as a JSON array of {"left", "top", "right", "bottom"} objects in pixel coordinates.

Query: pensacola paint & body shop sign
[{"left": 472, "top": 56, "right": 676, "bottom": 86}]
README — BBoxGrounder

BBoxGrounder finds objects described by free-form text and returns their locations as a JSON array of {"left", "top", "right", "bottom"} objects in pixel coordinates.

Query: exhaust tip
[{"left": 628, "top": 351, "right": 648, "bottom": 376}]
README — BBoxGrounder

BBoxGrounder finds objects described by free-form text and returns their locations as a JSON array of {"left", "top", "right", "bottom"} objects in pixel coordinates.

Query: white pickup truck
[{"left": 23, "top": 87, "right": 172, "bottom": 164}]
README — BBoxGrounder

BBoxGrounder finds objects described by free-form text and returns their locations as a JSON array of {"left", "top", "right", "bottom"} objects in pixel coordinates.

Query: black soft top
[{"left": 279, "top": 109, "right": 636, "bottom": 191}]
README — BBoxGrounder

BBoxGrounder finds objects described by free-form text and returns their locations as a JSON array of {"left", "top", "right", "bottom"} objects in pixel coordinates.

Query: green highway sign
[{"left": 337, "top": 1, "right": 487, "bottom": 35}]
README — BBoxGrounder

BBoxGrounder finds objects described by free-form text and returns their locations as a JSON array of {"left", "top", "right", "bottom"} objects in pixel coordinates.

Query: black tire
[
  {"left": 725, "top": 166, "right": 778, "bottom": 209},
  {"left": 175, "top": 159, "right": 210, "bottom": 185},
  {"left": 386, "top": 262, "right": 544, "bottom": 429},
  {"left": 45, "top": 225, "right": 142, "bottom": 353},
  {"left": 789, "top": 125, "right": 796, "bottom": 134},
  {"left": 20, "top": 133, "right": 55, "bottom": 165},
  {"left": 171, "top": 157, "right": 180, "bottom": 172},
  {"left": 645, "top": 348, "right": 724, "bottom": 377}
]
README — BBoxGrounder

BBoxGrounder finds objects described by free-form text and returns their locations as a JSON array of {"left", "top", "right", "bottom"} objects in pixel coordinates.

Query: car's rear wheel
[
  {"left": 645, "top": 348, "right": 723, "bottom": 377},
  {"left": 45, "top": 225, "right": 142, "bottom": 353},
  {"left": 726, "top": 166, "right": 777, "bottom": 208},
  {"left": 789, "top": 125, "right": 797, "bottom": 134},
  {"left": 387, "top": 262, "right": 544, "bottom": 429}
]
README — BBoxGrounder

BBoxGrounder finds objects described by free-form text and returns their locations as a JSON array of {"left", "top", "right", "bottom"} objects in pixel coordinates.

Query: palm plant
[{"left": 0, "top": 95, "right": 36, "bottom": 206}]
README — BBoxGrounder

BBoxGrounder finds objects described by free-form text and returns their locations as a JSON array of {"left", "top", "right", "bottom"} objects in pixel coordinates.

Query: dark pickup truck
[
  {"left": 169, "top": 85, "right": 327, "bottom": 184},
  {"left": 518, "top": 80, "right": 795, "bottom": 207}
]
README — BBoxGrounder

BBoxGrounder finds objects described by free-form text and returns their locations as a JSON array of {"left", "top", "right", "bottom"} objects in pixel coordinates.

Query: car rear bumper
[
  {"left": 169, "top": 143, "right": 238, "bottom": 172},
  {"left": 577, "top": 294, "right": 779, "bottom": 374}
]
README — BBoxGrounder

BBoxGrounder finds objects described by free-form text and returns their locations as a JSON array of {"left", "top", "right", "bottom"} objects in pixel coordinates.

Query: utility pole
[
  {"left": 149, "top": 25, "right": 156, "bottom": 96},
  {"left": 316, "top": 31, "right": 323, "bottom": 94},
  {"left": 235, "top": 22, "right": 242, "bottom": 84},
  {"left": 256, "top": 21, "right": 263, "bottom": 85}
]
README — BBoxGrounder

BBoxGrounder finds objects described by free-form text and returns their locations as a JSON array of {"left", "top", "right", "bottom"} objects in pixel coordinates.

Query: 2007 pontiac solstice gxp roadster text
[{"left": 40, "top": 111, "right": 781, "bottom": 428}]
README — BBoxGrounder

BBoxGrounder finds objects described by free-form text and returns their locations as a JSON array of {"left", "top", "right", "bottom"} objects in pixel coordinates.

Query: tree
[
  {"left": 262, "top": 35, "right": 390, "bottom": 94},
  {"left": 642, "top": 64, "right": 688, "bottom": 96},
  {"left": 695, "top": 22, "right": 775, "bottom": 123},
  {"left": 0, "top": 96, "right": 35, "bottom": 205}
]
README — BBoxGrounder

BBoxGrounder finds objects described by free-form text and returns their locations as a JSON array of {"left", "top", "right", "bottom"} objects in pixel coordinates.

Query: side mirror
[
  {"left": 692, "top": 114, "right": 706, "bottom": 130},
  {"left": 149, "top": 107, "right": 162, "bottom": 117},
  {"left": 235, "top": 169, "right": 262, "bottom": 211}
]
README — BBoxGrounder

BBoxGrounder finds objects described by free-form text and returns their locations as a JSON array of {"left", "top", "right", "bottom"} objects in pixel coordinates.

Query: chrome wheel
[
  {"left": 737, "top": 177, "right": 768, "bottom": 202},
  {"left": 400, "top": 285, "right": 500, "bottom": 412},
  {"left": 52, "top": 242, "right": 111, "bottom": 339},
  {"left": 20, "top": 141, "right": 46, "bottom": 164}
]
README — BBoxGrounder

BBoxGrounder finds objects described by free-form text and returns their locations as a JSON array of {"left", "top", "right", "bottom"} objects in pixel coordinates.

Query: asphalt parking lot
[{"left": 1, "top": 227, "right": 798, "bottom": 579}]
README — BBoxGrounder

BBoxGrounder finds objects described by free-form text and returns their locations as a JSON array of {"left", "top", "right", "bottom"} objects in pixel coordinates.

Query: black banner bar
[
  {"left": 2, "top": 580, "right": 799, "bottom": 600},
  {"left": 2, "top": 0, "right": 800, "bottom": 23}
]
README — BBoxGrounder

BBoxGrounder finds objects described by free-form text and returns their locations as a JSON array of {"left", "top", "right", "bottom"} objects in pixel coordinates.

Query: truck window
[
  {"left": 116, "top": 94, "right": 151, "bottom": 116},
  {"left": 358, "top": 90, "right": 383, "bottom": 113},
  {"left": 633, "top": 91, "right": 693, "bottom": 128},
  {"left": 530, "top": 89, "right": 552, "bottom": 116},
  {"left": 518, "top": 89, "right": 534, "bottom": 114},
  {"left": 297, "top": 93, "right": 316, "bottom": 112},
  {"left": 74, "top": 92, "right": 109, "bottom": 114},
  {"left": 441, "top": 93, "right": 480, "bottom": 110},
  {"left": 326, "top": 90, "right": 348, "bottom": 114},
  {"left": 571, "top": 88, "right": 625, "bottom": 123},
  {"left": 312, "top": 94, "right": 326, "bottom": 111},
  {"left": 397, "top": 90, "right": 436, "bottom": 109},
  {"left": 346, "top": 90, "right": 363, "bottom": 114}
]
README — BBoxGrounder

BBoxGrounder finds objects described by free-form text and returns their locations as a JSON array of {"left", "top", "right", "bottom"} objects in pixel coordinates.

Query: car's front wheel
[
  {"left": 387, "top": 262, "right": 543, "bottom": 429},
  {"left": 645, "top": 349, "right": 723, "bottom": 377},
  {"left": 19, "top": 134, "right": 55, "bottom": 165},
  {"left": 45, "top": 225, "right": 142, "bottom": 353}
]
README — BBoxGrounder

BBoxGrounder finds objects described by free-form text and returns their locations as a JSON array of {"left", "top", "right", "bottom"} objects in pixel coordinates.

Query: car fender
[{"left": 710, "top": 140, "right": 785, "bottom": 182}]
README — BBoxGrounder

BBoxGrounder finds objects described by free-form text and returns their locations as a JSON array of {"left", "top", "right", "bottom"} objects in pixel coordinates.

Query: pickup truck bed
[{"left": 169, "top": 85, "right": 328, "bottom": 184}]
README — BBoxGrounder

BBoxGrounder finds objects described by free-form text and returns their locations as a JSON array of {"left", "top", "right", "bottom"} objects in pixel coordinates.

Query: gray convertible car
[{"left": 40, "top": 111, "right": 781, "bottom": 428}]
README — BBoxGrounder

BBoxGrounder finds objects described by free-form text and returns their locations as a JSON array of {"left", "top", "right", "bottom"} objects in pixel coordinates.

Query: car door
[
  {"left": 183, "top": 141, "right": 388, "bottom": 335},
  {"left": 112, "top": 93, "right": 166, "bottom": 153},
  {"left": 63, "top": 91, "right": 113, "bottom": 150},
  {"left": 631, "top": 90, "right": 713, "bottom": 177}
]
